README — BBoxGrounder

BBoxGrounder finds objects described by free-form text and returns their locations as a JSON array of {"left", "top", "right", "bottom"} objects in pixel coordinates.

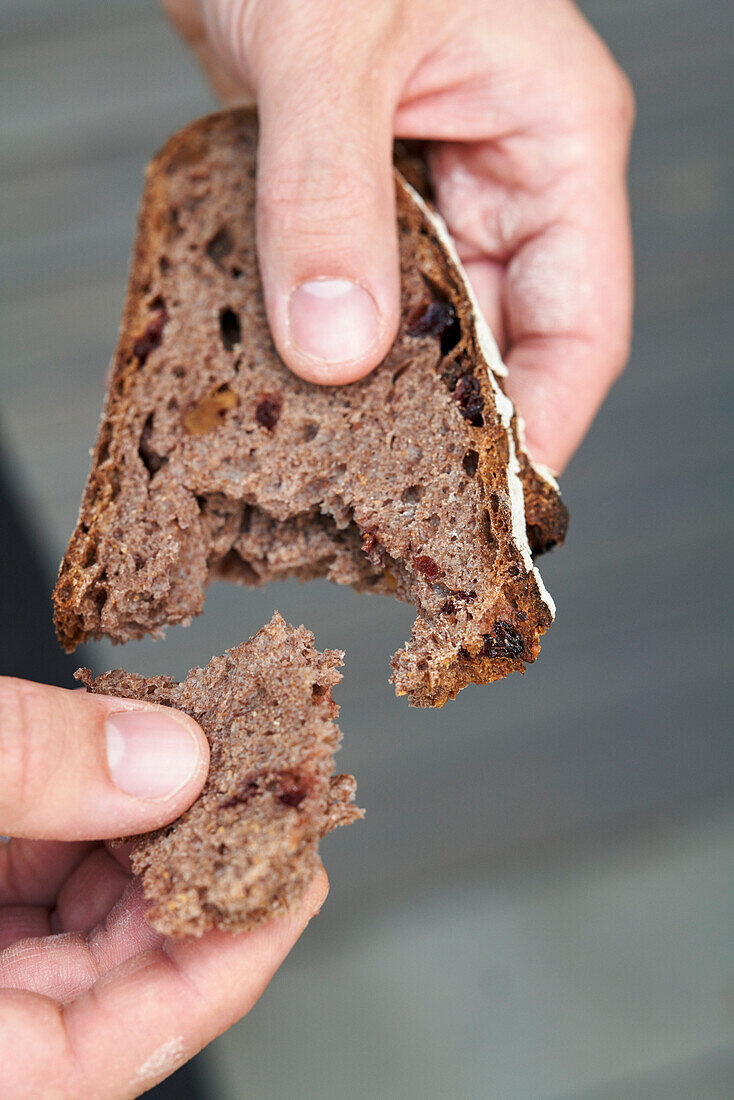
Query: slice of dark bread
[
  {"left": 77, "top": 613, "right": 361, "bottom": 937},
  {"left": 54, "top": 108, "right": 567, "bottom": 707}
]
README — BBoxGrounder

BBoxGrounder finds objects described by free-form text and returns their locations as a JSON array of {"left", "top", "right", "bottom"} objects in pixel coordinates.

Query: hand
[
  {"left": 0, "top": 677, "right": 328, "bottom": 1098},
  {"left": 162, "top": 0, "right": 634, "bottom": 473}
]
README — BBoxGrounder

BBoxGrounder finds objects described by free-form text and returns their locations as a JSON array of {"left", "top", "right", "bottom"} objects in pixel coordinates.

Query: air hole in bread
[
  {"left": 205, "top": 225, "right": 234, "bottom": 268},
  {"left": 462, "top": 449, "right": 479, "bottom": 477},
  {"left": 391, "top": 361, "right": 412, "bottom": 385},
  {"left": 401, "top": 484, "right": 423, "bottom": 504},
  {"left": 219, "top": 307, "right": 241, "bottom": 351},
  {"left": 168, "top": 208, "right": 183, "bottom": 240},
  {"left": 138, "top": 413, "right": 167, "bottom": 476},
  {"left": 80, "top": 541, "right": 97, "bottom": 568}
]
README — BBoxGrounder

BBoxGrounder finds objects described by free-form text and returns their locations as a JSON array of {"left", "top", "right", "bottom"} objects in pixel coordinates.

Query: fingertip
[
  {"left": 102, "top": 703, "right": 209, "bottom": 807},
  {"left": 281, "top": 278, "right": 397, "bottom": 385}
]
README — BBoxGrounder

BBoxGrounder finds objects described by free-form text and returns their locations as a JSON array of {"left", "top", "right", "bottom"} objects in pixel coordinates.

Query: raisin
[
  {"left": 413, "top": 554, "right": 440, "bottom": 581},
  {"left": 482, "top": 620, "right": 524, "bottom": 660},
  {"left": 441, "top": 356, "right": 471, "bottom": 392},
  {"left": 406, "top": 300, "right": 456, "bottom": 338},
  {"left": 454, "top": 375, "right": 484, "bottom": 426},
  {"left": 255, "top": 392, "right": 282, "bottom": 430},
  {"left": 133, "top": 308, "right": 168, "bottom": 365},
  {"left": 440, "top": 599, "right": 456, "bottom": 614}
]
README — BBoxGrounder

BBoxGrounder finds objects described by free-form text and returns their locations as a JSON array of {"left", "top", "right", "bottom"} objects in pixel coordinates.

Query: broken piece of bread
[
  {"left": 77, "top": 613, "right": 360, "bottom": 937},
  {"left": 55, "top": 109, "right": 567, "bottom": 706}
]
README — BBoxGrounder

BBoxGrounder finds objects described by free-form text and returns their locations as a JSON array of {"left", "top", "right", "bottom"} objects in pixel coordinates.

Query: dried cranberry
[
  {"left": 255, "top": 393, "right": 282, "bottom": 430},
  {"left": 277, "top": 772, "right": 309, "bottom": 808},
  {"left": 413, "top": 555, "right": 440, "bottom": 581},
  {"left": 406, "top": 300, "right": 456, "bottom": 338},
  {"left": 482, "top": 620, "right": 524, "bottom": 660},
  {"left": 133, "top": 308, "right": 168, "bottom": 364},
  {"left": 454, "top": 375, "right": 484, "bottom": 426}
]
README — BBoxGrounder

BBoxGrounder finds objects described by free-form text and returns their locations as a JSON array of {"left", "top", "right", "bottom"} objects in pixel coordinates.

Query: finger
[
  {"left": 0, "top": 679, "right": 209, "bottom": 841},
  {"left": 502, "top": 189, "right": 633, "bottom": 473},
  {"left": 0, "top": 932, "right": 101, "bottom": 1005},
  {"left": 0, "top": 907, "right": 51, "bottom": 952},
  {"left": 0, "top": 841, "right": 94, "bottom": 906},
  {"left": 0, "top": 871, "right": 328, "bottom": 1098},
  {"left": 161, "top": 0, "right": 252, "bottom": 103},
  {"left": 461, "top": 257, "right": 506, "bottom": 352},
  {"left": 51, "top": 847, "right": 130, "bottom": 935},
  {"left": 0, "top": 879, "right": 161, "bottom": 1005},
  {"left": 243, "top": 4, "right": 403, "bottom": 382},
  {"left": 430, "top": 104, "right": 633, "bottom": 473}
]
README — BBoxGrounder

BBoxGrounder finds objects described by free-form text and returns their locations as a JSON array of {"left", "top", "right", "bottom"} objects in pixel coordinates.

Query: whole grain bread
[
  {"left": 54, "top": 108, "right": 567, "bottom": 706},
  {"left": 77, "top": 613, "right": 360, "bottom": 937}
]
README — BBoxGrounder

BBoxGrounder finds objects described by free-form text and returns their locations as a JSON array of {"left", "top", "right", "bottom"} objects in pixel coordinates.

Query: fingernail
[
  {"left": 289, "top": 279, "right": 379, "bottom": 365},
  {"left": 106, "top": 711, "right": 200, "bottom": 800}
]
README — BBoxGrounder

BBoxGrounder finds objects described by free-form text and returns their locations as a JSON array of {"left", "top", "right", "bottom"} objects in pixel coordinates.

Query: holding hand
[
  {"left": 0, "top": 678, "right": 327, "bottom": 1098},
  {"left": 163, "top": 0, "right": 634, "bottom": 472}
]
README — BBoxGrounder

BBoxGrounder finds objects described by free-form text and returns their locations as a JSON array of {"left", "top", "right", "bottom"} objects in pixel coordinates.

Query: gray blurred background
[{"left": 1, "top": 1, "right": 733, "bottom": 1096}]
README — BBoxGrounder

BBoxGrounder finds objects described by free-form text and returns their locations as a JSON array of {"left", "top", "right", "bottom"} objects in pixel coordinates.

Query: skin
[
  {"left": 3, "top": 3, "right": 633, "bottom": 1094},
  {"left": 0, "top": 678, "right": 328, "bottom": 1098}
]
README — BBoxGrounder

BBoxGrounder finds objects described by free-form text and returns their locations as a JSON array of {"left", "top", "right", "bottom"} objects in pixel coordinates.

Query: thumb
[
  {"left": 248, "top": 5, "right": 402, "bottom": 383},
  {"left": 0, "top": 678, "right": 209, "bottom": 841}
]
